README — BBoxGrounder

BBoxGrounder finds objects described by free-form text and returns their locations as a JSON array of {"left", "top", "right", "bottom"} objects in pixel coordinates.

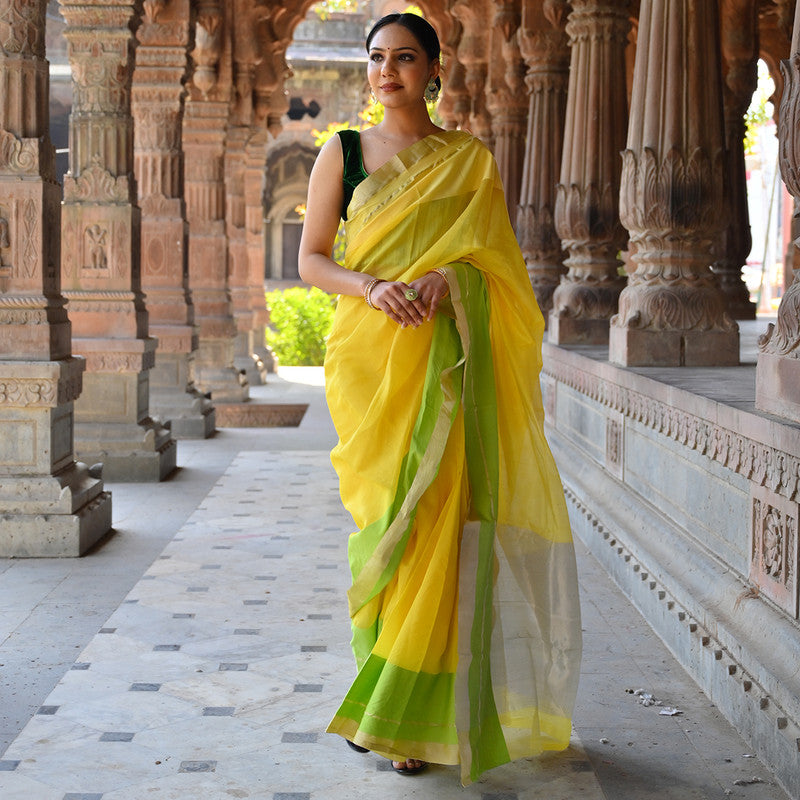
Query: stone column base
[
  {"left": 75, "top": 420, "right": 177, "bottom": 482},
  {"left": 149, "top": 350, "right": 216, "bottom": 439},
  {"left": 196, "top": 363, "right": 249, "bottom": 403},
  {"left": 756, "top": 351, "right": 800, "bottom": 423},
  {"left": 151, "top": 386, "right": 216, "bottom": 438},
  {"left": 548, "top": 314, "right": 610, "bottom": 345},
  {"left": 234, "top": 353, "right": 267, "bottom": 386},
  {"left": 0, "top": 464, "right": 112, "bottom": 557},
  {"left": 609, "top": 325, "right": 740, "bottom": 366},
  {"left": 253, "top": 344, "right": 277, "bottom": 374},
  {"left": 234, "top": 331, "right": 267, "bottom": 386}
]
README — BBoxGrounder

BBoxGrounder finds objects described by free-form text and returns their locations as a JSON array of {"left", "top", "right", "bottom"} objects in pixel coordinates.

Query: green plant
[{"left": 265, "top": 287, "right": 337, "bottom": 366}]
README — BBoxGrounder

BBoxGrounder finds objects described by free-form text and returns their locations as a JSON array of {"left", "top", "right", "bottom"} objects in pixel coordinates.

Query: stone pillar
[
  {"left": 715, "top": 0, "right": 758, "bottom": 320},
  {"left": 0, "top": 0, "right": 111, "bottom": 555},
  {"left": 132, "top": 0, "right": 215, "bottom": 438},
  {"left": 225, "top": 124, "right": 264, "bottom": 383},
  {"left": 425, "top": 7, "right": 468, "bottom": 130},
  {"left": 516, "top": 0, "right": 570, "bottom": 320},
  {"left": 184, "top": 3, "right": 248, "bottom": 402},
  {"left": 486, "top": 15, "right": 529, "bottom": 217},
  {"left": 60, "top": 0, "right": 177, "bottom": 481},
  {"left": 549, "top": 0, "right": 630, "bottom": 345},
  {"left": 453, "top": 0, "right": 494, "bottom": 142},
  {"left": 609, "top": 0, "right": 739, "bottom": 367},
  {"left": 244, "top": 128, "right": 274, "bottom": 374},
  {"left": 756, "top": 0, "right": 800, "bottom": 422}
]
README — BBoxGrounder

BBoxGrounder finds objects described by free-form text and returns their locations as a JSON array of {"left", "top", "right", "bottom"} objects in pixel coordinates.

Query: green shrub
[{"left": 265, "top": 287, "right": 337, "bottom": 366}]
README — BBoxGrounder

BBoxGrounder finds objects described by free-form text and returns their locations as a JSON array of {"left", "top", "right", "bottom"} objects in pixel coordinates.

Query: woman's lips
[{"left": 380, "top": 83, "right": 403, "bottom": 92}]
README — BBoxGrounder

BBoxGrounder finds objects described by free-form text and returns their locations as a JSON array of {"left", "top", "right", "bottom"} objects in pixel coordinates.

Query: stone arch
[{"left": 265, "top": 142, "right": 318, "bottom": 281}]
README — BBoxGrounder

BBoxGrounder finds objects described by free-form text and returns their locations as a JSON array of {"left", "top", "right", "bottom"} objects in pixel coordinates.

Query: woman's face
[{"left": 367, "top": 23, "right": 438, "bottom": 108}]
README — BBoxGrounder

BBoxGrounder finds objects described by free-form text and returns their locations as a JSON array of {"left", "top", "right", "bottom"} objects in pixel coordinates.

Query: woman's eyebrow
[{"left": 369, "top": 45, "right": 420, "bottom": 53}]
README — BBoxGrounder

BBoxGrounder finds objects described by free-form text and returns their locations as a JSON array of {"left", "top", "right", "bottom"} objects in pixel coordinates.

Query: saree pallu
[{"left": 324, "top": 130, "right": 582, "bottom": 785}]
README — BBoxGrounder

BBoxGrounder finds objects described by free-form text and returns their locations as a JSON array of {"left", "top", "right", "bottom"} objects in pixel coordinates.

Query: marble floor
[{"left": 0, "top": 368, "right": 791, "bottom": 800}]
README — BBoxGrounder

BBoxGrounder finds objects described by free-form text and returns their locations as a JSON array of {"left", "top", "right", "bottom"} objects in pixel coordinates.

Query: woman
[{"left": 298, "top": 12, "right": 582, "bottom": 786}]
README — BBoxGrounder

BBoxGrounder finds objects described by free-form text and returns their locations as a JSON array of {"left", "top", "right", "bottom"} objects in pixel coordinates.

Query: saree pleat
[{"left": 324, "top": 130, "right": 582, "bottom": 785}]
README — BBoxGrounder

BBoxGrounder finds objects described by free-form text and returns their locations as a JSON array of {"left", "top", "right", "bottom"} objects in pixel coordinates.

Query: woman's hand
[{"left": 370, "top": 270, "right": 449, "bottom": 327}]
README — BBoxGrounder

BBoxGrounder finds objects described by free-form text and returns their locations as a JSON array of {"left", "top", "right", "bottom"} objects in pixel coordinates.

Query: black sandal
[
  {"left": 391, "top": 758, "right": 429, "bottom": 775},
  {"left": 346, "top": 739, "right": 370, "bottom": 753}
]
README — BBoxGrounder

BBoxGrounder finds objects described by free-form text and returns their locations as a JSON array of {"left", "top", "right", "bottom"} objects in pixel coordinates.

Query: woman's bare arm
[{"left": 297, "top": 135, "right": 445, "bottom": 328}]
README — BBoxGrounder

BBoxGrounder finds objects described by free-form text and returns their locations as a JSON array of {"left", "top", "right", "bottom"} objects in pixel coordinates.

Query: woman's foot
[
  {"left": 391, "top": 758, "right": 429, "bottom": 775},
  {"left": 346, "top": 739, "right": 370, "bottom": 753}
]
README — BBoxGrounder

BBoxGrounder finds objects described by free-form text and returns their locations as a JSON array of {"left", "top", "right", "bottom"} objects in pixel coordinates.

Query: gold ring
[{"left": 404, "top": 289, "right": 419, "bottom": 301}]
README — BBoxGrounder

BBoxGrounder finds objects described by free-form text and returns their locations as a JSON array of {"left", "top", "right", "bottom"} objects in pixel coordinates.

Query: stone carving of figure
[
  {"left": 0, "top": 215, "right": 9, "bottom": 267},
  {"left": 86, "top": 224, "right": 108, "bottom": 269}
]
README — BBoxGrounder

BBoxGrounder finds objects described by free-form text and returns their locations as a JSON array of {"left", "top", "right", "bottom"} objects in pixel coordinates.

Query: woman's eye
[{"left": 369, "top": 53, "right": 382, "bottom": 62}]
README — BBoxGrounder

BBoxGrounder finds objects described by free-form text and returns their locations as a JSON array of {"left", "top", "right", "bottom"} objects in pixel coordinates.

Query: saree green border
[
  {"left": 346, "top": 310, "right": 464, "bottom": 640},
  {"left": 449, "top": 264, "right": 511, "bottom": 781}
]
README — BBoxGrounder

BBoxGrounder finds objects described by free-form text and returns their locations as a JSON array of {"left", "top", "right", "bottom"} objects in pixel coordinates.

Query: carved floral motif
[
  {"left": 750, "top": 486, "right": 799, "bottom": 618},
  {"left": 0, "top": 378, "right": 57, "bottom": 406},
  {"left": 0, "top": 130, "right": 39, "bottom": 174},
  {"left": 0, "top": 0, "right": 45, "bottom": 57},
  {"left": 63, "top": 162, "right": 131, "bottom": 203}
]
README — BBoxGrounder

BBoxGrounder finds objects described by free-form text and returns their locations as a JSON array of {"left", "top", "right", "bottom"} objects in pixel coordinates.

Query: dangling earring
[
  {"left": 369, "top": 88, "right": 377, "bottom": 104},
  {"left": 424, "top": 80, "right": 440, "bottom": 103}
]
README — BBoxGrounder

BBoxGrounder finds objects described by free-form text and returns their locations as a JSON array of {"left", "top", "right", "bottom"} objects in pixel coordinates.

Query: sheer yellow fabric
[{"left": 324, "top": 130, "right": 582, "bottom": 784}]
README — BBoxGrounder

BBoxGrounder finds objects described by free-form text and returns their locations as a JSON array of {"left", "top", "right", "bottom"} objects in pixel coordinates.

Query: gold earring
[{"left": 424, "top": 80, "right": 440, "bottom": 103}]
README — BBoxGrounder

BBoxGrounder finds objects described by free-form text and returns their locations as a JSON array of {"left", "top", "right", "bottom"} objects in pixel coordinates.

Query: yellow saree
[{"left": 324, "top": 130, "right": 582, "bottom": 785}]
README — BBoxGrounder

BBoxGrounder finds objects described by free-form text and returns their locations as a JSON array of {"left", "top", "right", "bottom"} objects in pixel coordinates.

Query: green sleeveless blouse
[{"left": 337, "top": 129, "right": 368, "bottom": 220}]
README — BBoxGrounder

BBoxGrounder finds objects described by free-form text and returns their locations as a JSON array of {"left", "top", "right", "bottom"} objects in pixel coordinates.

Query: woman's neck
[{"left": 374, "top": 105, "right": 439, "bottom": 142}]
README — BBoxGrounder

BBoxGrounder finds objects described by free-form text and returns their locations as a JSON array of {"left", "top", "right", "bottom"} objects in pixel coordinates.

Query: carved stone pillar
[
  {"left": 715, "top": 0, "right": 758, "bottom": 320},
  {"left": 0, "top": 0, "right": 110, "bottom": 554},
  {"left": 516, "top": 0, "right": 570, "bottom": 320},
  {"left": 549, "top": 0, "right": 629, "bottom": 345},
  {"left": 486, "top": 13, "right": 529, "bottom": 216},
  {"left": 226, "top": 8, "right": 267, "bottom": 385},
  {"left": 424, "top": 7, "right": 467, "bottom": 129},
  {"left": 244, "top": 128, "right": 273, "bottom": 374},
  {"left": 609, "top": 0, "right": 739, "bottom": 366},
  {"left": 184, "top": 3, "right": 248, "bottom": 402},
  {"left": 225, "top": 124, "right": 263, "bottom": 383},
  {"left": 453, "top": 0, "right": 494, "bottom": 142},
  {"left": 60, "top": 0, "right": 177, "bottom": 480},
  {"left": 756, "top": 0, "right": 800, "bottom": 421},
  {"left": 132, "top": 0, "right": 215, "bottom": 438}
]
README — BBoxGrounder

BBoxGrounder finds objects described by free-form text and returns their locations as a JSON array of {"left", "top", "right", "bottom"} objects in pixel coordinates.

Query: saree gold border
[
  {"left": 329, "top": 718, "right": 460, "bottom": 765},
  {"left": 346, "top": 131, "right": 475, "bottom": 266},
  {"left": 346, "top": 338, "right": 466, "bottom": 617}
]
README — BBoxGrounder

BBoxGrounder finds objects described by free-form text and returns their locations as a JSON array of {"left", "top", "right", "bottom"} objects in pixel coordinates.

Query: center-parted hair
[{"left": 365, "top": 13, "right": 442, "bottom": 91}]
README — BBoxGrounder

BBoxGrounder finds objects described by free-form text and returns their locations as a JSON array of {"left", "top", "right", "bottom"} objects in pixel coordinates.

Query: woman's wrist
[
  {"left": 362, "top": 277, "right": 383, "bottom": 309},
  {"left": 429, "top": 268, "right": 449, "bottom": 296}
]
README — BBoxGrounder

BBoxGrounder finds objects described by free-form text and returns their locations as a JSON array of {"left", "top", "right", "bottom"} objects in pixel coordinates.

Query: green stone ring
[{"left": 404, "top": 289, "right": 419, "bottom": 301}]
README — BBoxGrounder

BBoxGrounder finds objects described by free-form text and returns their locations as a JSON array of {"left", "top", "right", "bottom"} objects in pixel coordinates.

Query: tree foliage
[{"left": 265, "top": 287, "right": 337, "bottom": 366}]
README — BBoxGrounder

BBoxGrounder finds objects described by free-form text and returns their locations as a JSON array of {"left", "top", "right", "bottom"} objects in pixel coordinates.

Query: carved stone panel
[
  {"left": 750, "top": 484, "right": 799, "bottom": 618},
  {"left": 605, "top": 410, "right": 625, "bottom": 480}
]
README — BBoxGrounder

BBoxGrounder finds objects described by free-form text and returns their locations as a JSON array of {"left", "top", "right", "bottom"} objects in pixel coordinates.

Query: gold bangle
[
  {"left": 363, "top": 278, "right": 383, "bottom": 309},
  {"left": 431, "top": 268, "right": 449, "bottom": 296}
]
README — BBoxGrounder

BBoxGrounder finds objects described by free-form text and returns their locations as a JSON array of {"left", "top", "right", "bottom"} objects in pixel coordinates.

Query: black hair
[{"left": 365, "top": 13, "right": 442, "bottom": 90}]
